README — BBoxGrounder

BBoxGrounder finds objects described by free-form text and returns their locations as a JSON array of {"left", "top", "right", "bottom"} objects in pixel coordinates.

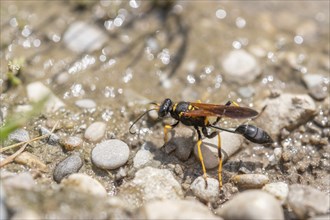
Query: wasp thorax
[{"left": 158, "top": 98, "right": 172, "bottom": 117}]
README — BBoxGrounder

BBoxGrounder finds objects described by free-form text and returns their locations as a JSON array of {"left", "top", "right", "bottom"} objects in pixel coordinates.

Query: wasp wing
[{"left": 182, "top": 102, "right": 259, "bottom": 119}]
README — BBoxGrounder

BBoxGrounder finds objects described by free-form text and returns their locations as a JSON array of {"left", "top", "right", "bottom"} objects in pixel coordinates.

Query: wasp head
[{"left": 158, "top": 98, "right": 172, "bottom": 118}]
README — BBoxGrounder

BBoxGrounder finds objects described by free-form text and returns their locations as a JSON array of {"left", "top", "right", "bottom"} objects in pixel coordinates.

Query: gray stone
[
  {"left": 53, "top": 154, "right": 83, "bottom": 183},
  {"left": 39, "top": 126, "right": 60, "bottom": 145},
  {"left": 287, "top": 184, "right": 330, "bottom": 219},
  {"left": 139, "top": 199, "right": 221, "bottom": 220},
  {"left": 190, "top": 176, "right": 220, "bottom": 203},
  {"left": 222, "top": 49, "right": 261, "bottom": 85},
  {"left": 61, "top": 173, "right": 107, "bottom": 197},
  {"left": 216, "top": 190, "right": 284, "bottom": 220},
  {"left": 302, "top": 74, "right": 328, "bottom": 100},
  {"left": 63, "top": 21, "right": 108, "bottom": 53},
  {"left": 132, "top": 167, "right": 183, "bottom": 201},
  {"left": 8, "top": 129, "right": 30, "bottom": 143},
  {"left": 255, "top": 93, "right": 316, "bottom": 138},
  {"left": 193, "top": 131, "right": 243, "bottom": 169},
  {"left": 84, "top": 122, "right": 106, "bottom": 142},
  {"left": 168, "top": 126, "right": 195, "bottom": 161},
  {"left": 231, "top": 174, "right": 269, "bottom": 189},
  {"left": 91, "top": 139, "right": 130, "bottom": 170}
]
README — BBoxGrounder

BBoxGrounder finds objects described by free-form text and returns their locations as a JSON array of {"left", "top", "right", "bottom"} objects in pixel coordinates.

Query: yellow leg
[
  {"left": 164, "top": 124, "right": 172, "bottom": 143},
  {"left": 197, "top": 139, "right": 208, "bottom": 181},
  {"left": 217, "top": 132, "right": 223, "bottom": 189}
]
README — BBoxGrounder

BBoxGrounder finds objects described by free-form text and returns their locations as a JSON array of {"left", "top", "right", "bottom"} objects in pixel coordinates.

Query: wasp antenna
[{"left": 129, "top": 108, "right": 158, "bottom": 134}]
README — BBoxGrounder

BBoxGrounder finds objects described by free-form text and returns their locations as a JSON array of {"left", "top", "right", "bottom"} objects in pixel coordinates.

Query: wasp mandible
[{"left": 130, "top": 98, "right": 273, "bottom": 189}]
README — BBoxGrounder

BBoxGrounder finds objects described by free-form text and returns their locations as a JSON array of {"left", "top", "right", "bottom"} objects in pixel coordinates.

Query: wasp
[{"left": 129, "top": 98, "right": 273, "bottom": 189}]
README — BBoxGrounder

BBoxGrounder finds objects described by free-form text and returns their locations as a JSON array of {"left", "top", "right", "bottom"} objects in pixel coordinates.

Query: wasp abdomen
[{"left": 235, "top": 124, "right": 273, "bottom": 144}]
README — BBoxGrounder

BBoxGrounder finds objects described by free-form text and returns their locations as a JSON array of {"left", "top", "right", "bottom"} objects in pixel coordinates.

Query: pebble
[
  {"left": 139, "top": 199, "right": 221, "bottom": 220},
  {"left": 14, "top": 152, "right": 48, "bottom": 172},
  {"left": 27, "top": 81, "right": 65, "bottom": 112},
  {"left": 84, "top": 122, "right": 106, "bottom": 142},
  {"left": 222, "top": 49, "right": 261, "bottom": 85},
  {"left": 61, "top": 173, "right": 107, "bottom": 197},
  {"left": 133, "top": 143, "right": 154, "bottom": 169},
  {"left": 255, "top": 93, "right": 316, "bottom": 138},
  {"left": 60, "top": 136, "right": 83, "bottom": 151},
  {"left": 262, "top": 182, "right": 289, "bottom": 205},
  {"left": 190, "top": 176, "right": 220, "bottom": 203},
  {"left": 63, "top": 21, "right": 108, "bottom": 53},
  {"left": 132, "top": 167, "right": 183, "bottom": 201},
  {"left": 231, "top": 174, "right": 269, "bottom": 189},
  {"left": 75, "top": 99, "right": 96, "bottom": 109},
  {"left": 91, "top": 139, "right": 130, "bottom": 170},
  {"left": 0, "top": 185, "right": 7, "bottom": 220},
  {"left": 8, "top": 128, "right": 30, "bottom": 143},
  {"left": 302, "top": 74, "right": 328, "bottom": 100},
  {"left": 166, "top": 126, "right": 195, "bottom": 161},
  {"left": 39, "top": 126, "right": 60, "bottom": 145},
  {"left": 215, "top": 190, "right": 284, "bottom": 220},
  {"left": 193, "top": 131, "right": 243, "bottom": 169},
  {"left": 238, "top": 86, "right": 255, "bottom": 98},
  {"left": 2, "top": 172, "right": 35, "bottom": 190},
  {"left": 53, "top": 154, "right": 83, "bottom": 183},
  {"left": 287, "top": 184, "right": 330, "bottom": 219}
]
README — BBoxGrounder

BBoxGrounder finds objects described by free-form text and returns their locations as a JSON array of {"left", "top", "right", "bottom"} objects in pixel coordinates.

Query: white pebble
[
  {"left": 63, "top": 21, "right": 108, "bottom": 53},
  {"left": 140, "top": 199, "right": 220, "bottom": 219},
  {"left": 190, "top": 176, "right": 220, "bottom": 203},
  {"left": 75, "top": 99, "right": 96, "bottom": 109},
  {"left": 262, "top": 182, "right": 289, "bottom": 205},
  {"left": 193, "top": 131, "right": 243, "bottom": 169},
  {"left": 27, "top": 82, "right": 65, "bottom": 112},
  {"left": 91, "top": 139, "right": 130, "bottom": 170},
  {"left": 133, "top": 143, "right": 154, "bottom": 169},
  {"left": 84, "top": 122, "right": 106, "bottom": 142},
  {"left": 287, "top": 184, "right": 330, "bottom": 219},
  {"left": 61, "top": 173, "right": 107, "bottom": 197},
  {"left": 132, "top": 167, "right": 183, "bottom": 201},
  {"left": 216, "top": 190, "right": 284, "bottom": 219},
  {"left": 222, "top": 50, "right": 261, "bottom": 85}
]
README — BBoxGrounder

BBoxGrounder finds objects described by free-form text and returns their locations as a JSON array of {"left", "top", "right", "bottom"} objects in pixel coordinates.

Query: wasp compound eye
[
  {"left": 158, "top": 98, "right": 172, "bottom": 118},
  {"left": 235, "top": 124, "right": 273, "bottom": 144}
]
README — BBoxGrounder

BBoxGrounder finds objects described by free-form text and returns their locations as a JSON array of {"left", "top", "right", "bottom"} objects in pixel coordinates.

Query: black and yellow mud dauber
[{"left": 129, "top": 98, "right": 273, "bottom": 189}]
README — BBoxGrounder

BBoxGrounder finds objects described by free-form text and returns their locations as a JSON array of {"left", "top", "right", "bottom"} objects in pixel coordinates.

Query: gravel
[
  {"left": 53, "top": 154, "right": 83, "bottom": 183},
  {"left": 60, "top": 136, "right": 83, "bottom": 151},
  {"left": 255, "top": 93, "right": 316, "bottom": 138},
  {"left": 139, "top": 200, "right": 221, "bottom": 219},
  {"left": 287, "top": 184, "right": 330, "bottom": 219},
  {"left": 131, "top": 167, "right": 183, "bottom": 201},
  {"left": 91, "top": 139, "right": 130, "bottom": 170},
  {"left": 262, "top": 182, "right": 289, "bottom": 205},
  {"left": 190, "top": 176, "right": 220, "bottom": 203},
  {"left": 222, "top": 49, "right": 261, "bottom": 85},
  {"left": 39, "top": 126, "right": 60, "bottom": 145},
  {"left": 215, "top": 190, "right": 284, "bottom": 220},
  {"left": 133, "top": 143, "right": 154, "bottom": 169},
  {"left": 2, "top": 172, "right": 35, "bottom": 190},
  {"left": 75, "top": 99, "right": 97, "bottom": 109},
  {"left": 84, "top": 122, "right": 106, "bottom": 142},
  {"left": 231, "top": 174, "right": 269, "bottom": 189},
  {"left": 61, "top": 173, "right": 107, "bottom": 197},
  {"left": 193, "top": 131, "right": 243, "bottom": 169},
  {"left": 8, "top": 128, "right": 30, "bottom": 143}
]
